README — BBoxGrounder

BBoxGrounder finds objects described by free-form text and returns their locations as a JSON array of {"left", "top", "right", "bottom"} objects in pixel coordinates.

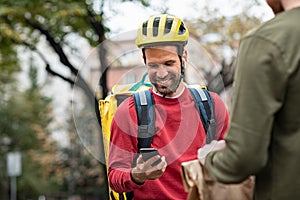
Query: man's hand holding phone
[{"left": 131, "top": 148, "right": 167, "bottom": 184}]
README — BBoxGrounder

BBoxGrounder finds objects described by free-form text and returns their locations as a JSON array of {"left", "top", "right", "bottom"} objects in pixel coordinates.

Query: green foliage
[
  {"left": 0, "top": 61, "right": 106, "bottom": 198},
  {"left": 0, "top": 37, "right": 20, "bottom": 87},
  {"left": 0, "top": 0, "right": 102, "bottom": 71},
  {"left": 189, "top": 13, "right": 261, "bottom": 59},
  {"left": 0, "top": 68, "right": 52, "bottom": 151},
  {"left": 0, "top": 1, "right": 112, "bottom": 198},
  {"left": 51, "top": 145, "right": 106, "bottom": 197},
  {"left": 18, "top": 153, "right": 56, "bottom": 199},
  {"left": 0, "top": 63, "right": 54, "bottom": 199}
]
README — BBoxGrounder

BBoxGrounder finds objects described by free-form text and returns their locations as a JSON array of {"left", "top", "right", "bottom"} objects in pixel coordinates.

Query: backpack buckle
[
  {"left": 208, "top": 119, "right": 216, "bottom": 125},
  {"left": 138, "top": 125, "right": 149, "bottom": 133}
]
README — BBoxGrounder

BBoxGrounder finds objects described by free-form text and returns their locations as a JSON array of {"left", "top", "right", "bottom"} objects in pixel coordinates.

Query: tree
[
  {"left": 0, "top": 45, "right": 20, "bottom": 200},
  {"left": 0, "top": 0, "right": 152, "bottom": 114},
  {"left": 1, "top": 0, "right": 105, "bottom": 118},
  {"left": 0, "top": 63, "right": 55, "bottom": 199},
  {"left": 186, "top": 3, "right": 262, "bottom": 94},
  {"left": 0, "top": 1, "right": 109, "bottom": 197},
  {"left": 0, "top": 1, "right": 152, "bottom": 198},
  {"left": 48, "top": 103, "right": 106, "bottom": 199}
]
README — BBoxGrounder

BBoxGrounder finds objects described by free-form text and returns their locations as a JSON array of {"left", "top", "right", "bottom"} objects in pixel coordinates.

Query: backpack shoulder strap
[
  {"left": 133, "top": 90, "right": 156, "bottom": 149},
  {"left": 188, "top": 87, "right": 216, "bottom": 144}
]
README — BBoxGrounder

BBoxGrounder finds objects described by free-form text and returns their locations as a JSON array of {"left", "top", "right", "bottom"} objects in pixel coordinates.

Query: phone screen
[{"left": 139, "top": 148, "right": 161, "bottom": 166}]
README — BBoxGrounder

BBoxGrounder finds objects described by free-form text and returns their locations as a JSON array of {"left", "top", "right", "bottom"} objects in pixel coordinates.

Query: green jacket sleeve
[{"left": 204, "top": 35, "right": 288, "bottom": 183}]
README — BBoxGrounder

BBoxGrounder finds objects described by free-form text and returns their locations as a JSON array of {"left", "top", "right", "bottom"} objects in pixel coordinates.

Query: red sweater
[{"left": 108, "top": 87, "right": 229, "bottom": 199}]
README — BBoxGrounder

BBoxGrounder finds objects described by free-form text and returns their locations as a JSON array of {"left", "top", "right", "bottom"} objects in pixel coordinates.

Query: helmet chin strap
[
  {"left": 181, "top": 63, "right": 185, "bottom": 77},
  {"left": 167, "top": 59, "right": 185, "bottom": 97},
  {"left": 179, "top": 54, "right": 186, "bottom": 79}
]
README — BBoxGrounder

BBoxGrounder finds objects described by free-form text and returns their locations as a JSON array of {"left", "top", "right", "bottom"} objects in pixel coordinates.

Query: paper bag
[{"left": 181, "top": 160, "right": 254, "bottom": 200}]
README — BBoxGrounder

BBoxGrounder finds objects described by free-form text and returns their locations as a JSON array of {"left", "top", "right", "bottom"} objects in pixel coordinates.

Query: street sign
[{"left": 7, "top": 152, "right": 22, "bottom": 177}]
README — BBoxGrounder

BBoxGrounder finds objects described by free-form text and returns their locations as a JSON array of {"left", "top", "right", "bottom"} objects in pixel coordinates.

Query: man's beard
[{"left": 150, "top": 72, "right": 182, "bottom": 96}]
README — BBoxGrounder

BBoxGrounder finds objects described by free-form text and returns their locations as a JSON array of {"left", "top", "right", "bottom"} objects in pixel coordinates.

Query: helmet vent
[
  {"left": 153, "top": 17, "right": 160, "bottom": 36},
  {"left": 164, "top": 18, "right": 173, "bottom": 34},
  {"left": 142, "top": 21, "right": 148, "bottom": 36},
  {"left": 178, "top": 22, "right": 186, "bottom": 35}
]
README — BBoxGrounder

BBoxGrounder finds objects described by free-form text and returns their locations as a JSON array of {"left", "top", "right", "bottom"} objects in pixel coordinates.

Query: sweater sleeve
[
  {"left": 107, "top": 97, "right": 143, "bottom": 192},
  {"left": 204, "top": 35, "right": 287, "bottom": 183}
]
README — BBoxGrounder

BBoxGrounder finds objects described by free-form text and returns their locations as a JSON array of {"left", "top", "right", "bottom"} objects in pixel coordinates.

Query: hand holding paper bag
[{"left": 198, "top": 140, "right": 226, "bottom": 165}]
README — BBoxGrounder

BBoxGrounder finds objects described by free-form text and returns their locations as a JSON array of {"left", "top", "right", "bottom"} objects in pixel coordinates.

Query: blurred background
[{"left": 0, "top": 0, "right": 273, "bottom": 199}]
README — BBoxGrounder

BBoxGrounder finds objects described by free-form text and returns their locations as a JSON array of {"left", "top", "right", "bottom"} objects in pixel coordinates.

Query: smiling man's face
[{"left": 145, "top": 46, "right": 186, "bottom": 97}]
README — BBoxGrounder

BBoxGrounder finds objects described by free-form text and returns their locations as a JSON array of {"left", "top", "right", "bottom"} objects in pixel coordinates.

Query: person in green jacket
[{"left": 198, "top": 0, "right": 300, "bottom": 199}]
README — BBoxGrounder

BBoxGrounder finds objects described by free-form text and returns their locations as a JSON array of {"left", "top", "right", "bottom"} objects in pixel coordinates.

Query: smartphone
[{"left": 139, "top": 148, "right": 161, "bottom": 166}]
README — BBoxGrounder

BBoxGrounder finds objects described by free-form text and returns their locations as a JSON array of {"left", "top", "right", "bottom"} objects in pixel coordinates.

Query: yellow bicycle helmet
[{"left": 135, "top": 14, "right": 189, "bottom": 48}]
